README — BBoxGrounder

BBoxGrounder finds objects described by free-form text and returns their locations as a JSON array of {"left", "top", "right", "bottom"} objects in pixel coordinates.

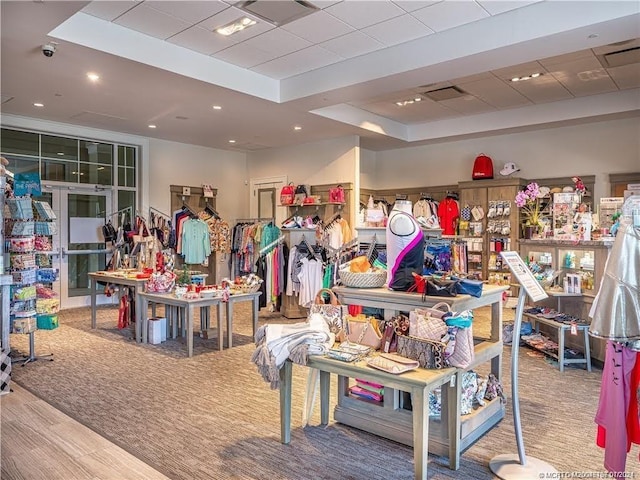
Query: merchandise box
[{"left": 148, "top": 317, "right": 166, "bottom": 344}]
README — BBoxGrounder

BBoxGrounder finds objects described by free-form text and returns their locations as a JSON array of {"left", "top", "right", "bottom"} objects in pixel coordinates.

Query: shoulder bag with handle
[
  {"left": 345, "top": 314, "right": 383, "bottom": 350},
  {"left": 309, "top": 288, "right": 348, "bottom": 337}
]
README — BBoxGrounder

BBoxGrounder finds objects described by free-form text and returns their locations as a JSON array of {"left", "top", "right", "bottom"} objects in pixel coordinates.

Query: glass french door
[{"left": 38, "top": 186, "right": 112, "bottom": 309}]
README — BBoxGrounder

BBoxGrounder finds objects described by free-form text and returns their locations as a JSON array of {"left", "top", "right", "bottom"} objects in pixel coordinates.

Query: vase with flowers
[{"left": 516, "top": 182, "right": 546, "bottom": 238}]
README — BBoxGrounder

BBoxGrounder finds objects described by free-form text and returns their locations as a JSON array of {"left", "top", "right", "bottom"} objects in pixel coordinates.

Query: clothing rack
[
  {"left": 323, "top": 212, "right": 341, "bottom": 229},
  {"left": 236, "top": 218, "right": 273, "bottom": 224},
  {"left": 259, "top": 234, "right": 285, "bottom": 256},
  {"left": 149, "top": 206, "right": 171, "bottom": 220},
  {"left": 105, "top": 206, "right": 132, "bottom": 220},
  {"left": 204, "top": 199, "right": 221, "bottom": 219}
]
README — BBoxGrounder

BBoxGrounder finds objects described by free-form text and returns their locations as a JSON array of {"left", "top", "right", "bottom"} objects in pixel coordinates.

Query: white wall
[
  {"left": 374, "top": 117, "right": 640, "bottom": 201},
  {"left": 247, "top": 135, "right": 359, "bottom": 185},
  {"left": 360, "top": 148, "right": 377, "bottom": 190},
  {"left": 148, "top": 138, "right": 248, "bottom": 220}
]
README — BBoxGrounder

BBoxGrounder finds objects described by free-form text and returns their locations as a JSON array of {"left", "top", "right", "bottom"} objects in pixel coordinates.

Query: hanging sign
[
  {"left": 500, "top": 251, "right": 548, "bottom": 302},
  {"left": 14, "top": 172, "right": 41, "bottom": 196},
  {"left": 202, "top": 184, "right": 214, "bottom": 198}
]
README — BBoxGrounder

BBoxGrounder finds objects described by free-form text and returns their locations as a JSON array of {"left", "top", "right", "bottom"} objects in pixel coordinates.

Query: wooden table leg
[
  {"left": 138, "top": 296, "right": 148, "bottom": 344},
  {"left": 583, "top": 328, "right": 592, "bottom": 372},
  {"left": 186, "top": 304, "right": 194, "bottom": 358},
  {"left": 446, "top": 372, "right": 462, "bottom": 470},
  {"left": 319, "top": 370, "right": 330, "bottom": 425},
  {"left": 280, "top": 361, "right": 293, "bottom": 444},
  {"left": 90, "top": 277, "right": 97, "bottom": 329},
  {"left": 252, "top": 295, "right": 259, "bottom": 338},
  {"left": 411, "top": 386, "right": 429, "bottom": 480},
  {"left": 217, "top": 303, "right": 223, "bottom": 351},
  {"left": 558, "top": 327, "right": 565, "bottom": 373},
  {"left": 226, "top": 300, "right": 233, "bottom": 349}
]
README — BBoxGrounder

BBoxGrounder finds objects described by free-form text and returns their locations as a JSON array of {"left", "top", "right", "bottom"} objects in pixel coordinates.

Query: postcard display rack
[{"left": 4, "top": 195, "right": 56, "bottom": 364}]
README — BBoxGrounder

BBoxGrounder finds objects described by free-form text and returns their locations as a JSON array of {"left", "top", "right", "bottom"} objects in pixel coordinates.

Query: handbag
[
  {"left": 328, "top": 184, "right": 345, "bottom": 203},
  {"left": 426, "top": 278, "right": 458, "bottom": 297},
  {"left": 308, "top": 288, "right": 348, "bottom": 337},
  {"left": 280, "top": 182, "right": 295, "bottom": 205},
  {"left": 294, "top": 184, "right": 309, "bottom": 205},
  {"left": 454, "top": 277, "right": 484, "bottom": 298},
  {"left": 396, "top": 334, "right": 447, "bottom": 369},
  {"left": 345, "top": 314, "right": 383, "bottom": 350},
  {"left": 367, "top": 353, "right": 419, "bottom": 374},
  {"left": 409, "top": 309, "right": 448, "bottom": 341},
  {"left": 447, "top": 326, "right": 475, "bottom": 369}
]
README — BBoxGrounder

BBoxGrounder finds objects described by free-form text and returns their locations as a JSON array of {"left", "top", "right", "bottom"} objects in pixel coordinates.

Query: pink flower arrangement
[{"left": 516, "top": 182, "right": 544, "bottom": 227}]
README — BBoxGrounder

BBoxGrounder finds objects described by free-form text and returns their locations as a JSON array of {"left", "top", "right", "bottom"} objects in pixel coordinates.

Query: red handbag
[
  {"left": 280, "top": 183, "right": 295, "bottom": 205},
  {"left": 329, "top": 185, "right": 345, "bottom": 203}
]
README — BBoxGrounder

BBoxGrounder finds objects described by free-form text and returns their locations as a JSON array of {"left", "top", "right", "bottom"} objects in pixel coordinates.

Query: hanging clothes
[
  {"left": 181, "top": 218, "right": 211, "bottom": 265},
  {"left": 438, "top": 195, "right": 460, "bottom": 235}
]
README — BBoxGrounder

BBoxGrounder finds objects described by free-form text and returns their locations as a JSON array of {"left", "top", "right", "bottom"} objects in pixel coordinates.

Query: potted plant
[
  {"left": 174, "top": 266, "right": 191, "bottom": 298},
  {"left": 515, "top": 182, "right": 546, "bottom": 238}
]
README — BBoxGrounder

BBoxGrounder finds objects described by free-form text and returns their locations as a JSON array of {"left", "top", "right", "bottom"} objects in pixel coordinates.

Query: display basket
[
  {"left": 6, "top": 197, "right": 33, "bottom": 220},
  {"left": 338, "top": 269, "right": 387, "bottom": 288}
]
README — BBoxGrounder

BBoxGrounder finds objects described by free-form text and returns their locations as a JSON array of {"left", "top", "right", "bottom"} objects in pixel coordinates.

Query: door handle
[{"left": 62, "top": 248, "right": 111, "bottom": 256}]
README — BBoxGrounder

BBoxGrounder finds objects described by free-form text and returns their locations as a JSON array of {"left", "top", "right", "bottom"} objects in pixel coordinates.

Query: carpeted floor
[{"left": 6, "top": 303, "right": 640, "bottom": 479}]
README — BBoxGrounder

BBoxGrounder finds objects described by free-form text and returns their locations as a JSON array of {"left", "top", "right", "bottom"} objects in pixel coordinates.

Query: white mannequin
[
  {"left": 386, "top": 200, "right": 424, "bottom": 289},
  {"left": 388, "top": 200, "right": 416, "bottom": 236}
]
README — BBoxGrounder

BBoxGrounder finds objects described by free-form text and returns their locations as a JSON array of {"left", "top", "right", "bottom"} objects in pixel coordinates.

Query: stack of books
[{"left": 349, "top": 378, "right": 384, "bottom": 403}]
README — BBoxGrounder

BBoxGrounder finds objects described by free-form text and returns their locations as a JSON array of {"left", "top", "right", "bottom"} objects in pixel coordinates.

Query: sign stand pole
[{"left": 489, "top": 251, "right": 558, "bottom": 479}]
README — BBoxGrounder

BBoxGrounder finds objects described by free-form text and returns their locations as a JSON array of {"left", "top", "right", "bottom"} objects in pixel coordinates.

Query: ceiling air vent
[
  {"left": 422, "top": 86, "right": 467, "bottom": 102},
  {"left": 601, "top": 46, "right": 640, "bottom": 68},
  {"left": 234, "top": 1, "right": 319, "bottom": 27}
]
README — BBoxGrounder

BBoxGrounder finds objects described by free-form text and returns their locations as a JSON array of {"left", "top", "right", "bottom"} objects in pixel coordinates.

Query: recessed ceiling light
[
  {"left": 228, "top": 140, "right": 236, "bottom": 143},
  {"left": 87, "top": 72, "right": 100, "bottom": 82},
  {"left": 97, "top": 166, "right": 105, "bottom": 170},
  {"left": 33, "top": 102, "right": 44, "bottom": 107},
  {"left": 212, "top": 105, "right": 222, "bottom": 110},
  {"left": 293, "top": 126, "right": 302, "bottom": 131},
  {"left": 216, "top": 17, "right": 256, "bottom": 36},
  {"left": 510, "top": 73, "right": 544, "bottom": 82},
  {"left": 57, "top": 152, "right": 64, "bottom": 156},
  {"left": 148, "top": 124, "right": 157, "bottom": 129}
]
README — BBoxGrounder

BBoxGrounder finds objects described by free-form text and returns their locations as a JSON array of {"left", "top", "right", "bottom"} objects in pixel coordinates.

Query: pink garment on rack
[{"left": 595, "top": 341, "right": 638, "bottom": 474}]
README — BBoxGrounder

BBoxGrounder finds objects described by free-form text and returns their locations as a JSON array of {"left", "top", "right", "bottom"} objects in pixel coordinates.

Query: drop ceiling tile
[
  {"left": 437, "top": 95, "right": 495, "bottom": 115},
  {"left": 608, "top": 63, "right": 640, "bottom": 89},
  {"left": 411, "top": 0, "right": 489, "bottom": 32},
  {"left": 281, "top": 10, "right": 354, "bottom": 44},
  {"left": 320, "top": 31, "right": 383, "bottom": 59},
  {"left": 312, "top": 1, "right": 343, "bottom": 8},
  {"left": 81, "top": 1, "right": 140, "bottom": 21},
  {"left": 243, "top": 28, "right": 312, "bottom": 58},
  {"left": 325, "top": 0, "right": 405, "bottom": 29},
  {"left": 475, "top": 0, "right": 541, "bottom": 16},
  {"left": 114, "top": 4, "right": 191, "bottom": 40},
  {"left": 362, "top": 13, "right": 434, "bottom": 46},
  {"left": 538, "top": 49, "right": 594, "bottom": 68},
  {"left": 251, "top": 45, "right": 343, "bottom": 79},
  {"left": 460, "top": 77, "right": 531, "bottom": 109},
  {"left": 213, "top": 41, "right": 279, "bottom": 68},
  {"left": 144, "top": 1, "right": 229, "bottom": 24},
  {"left": 492, "top": 61, "right": 546, "bottom": 81},
  {"left": 547, "top": 57, "right": 618, "bottom": 96},
  {"left": 453, "top": 71, "right": 494, "bottom": 84},
  {"left": 392, "top": 1, "right": 442, "bottom": 13},
  {"left": 509, "top": 75, "right": 574, "bottom": 103},
  {"left": 167, "top": 26, "right": 233, "bottom": 55},
  {"left": 198, "top": 7, "right": 275, "bottom": 45}
]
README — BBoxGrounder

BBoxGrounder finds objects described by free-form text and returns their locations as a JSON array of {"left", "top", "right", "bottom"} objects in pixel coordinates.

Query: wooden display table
[
  {"left": 279, "top": 356, "right": 457, "bottom": 480},
  {"left": 88, "top": 271, "right": 150, "bottom": 343},
  {"left": 331, "top": 284, "right": 507, "bottom": 466},
  {"left": 137, "top": 291, "right": 261, "bottom": 357}
]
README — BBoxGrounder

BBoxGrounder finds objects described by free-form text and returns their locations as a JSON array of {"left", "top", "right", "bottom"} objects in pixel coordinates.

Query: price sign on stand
[
  {"left": 500, "top": 251, "right": 548, "bottom": 302},
  {"left": 202, "top": 184, "right": 214, "bottom": 198}
]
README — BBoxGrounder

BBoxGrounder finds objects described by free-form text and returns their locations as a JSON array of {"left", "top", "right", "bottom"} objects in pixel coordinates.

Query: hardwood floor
[{"left": 1, "top": 383, "right": 171, "bottom": 480}]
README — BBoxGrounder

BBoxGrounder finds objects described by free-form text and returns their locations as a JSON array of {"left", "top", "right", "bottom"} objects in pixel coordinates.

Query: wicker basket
[{"left": 338, "top": 269, "right": 386, "bottom": 288}]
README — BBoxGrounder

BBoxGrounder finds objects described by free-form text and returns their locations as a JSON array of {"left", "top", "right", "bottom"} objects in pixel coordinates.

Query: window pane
[
  {"left": 118, "top": 146, "right": 136, "bottom": 167},
  {"left": 118, "top": 190, "right": 136, "bottom": 226},
  {"left": 79, "top": 162, "right": 113, "bottom": 185},
  {"left": 41, "top": 135, "right": 78, "bottom": 161},
  {"left": 1, "top": 154, "right": 39, "bottom": 177},
  {"left": 80, "top": 141, "right": 113, "bottom": 164},
  {"left": 1, "top": 129, "right": 39, "bottom": 156},
  {"left": 117, "top": 166, "right": 136, "bottom": 188},
  {"left": 41, "top": 159, "right": 78, "bottom": 182}
]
